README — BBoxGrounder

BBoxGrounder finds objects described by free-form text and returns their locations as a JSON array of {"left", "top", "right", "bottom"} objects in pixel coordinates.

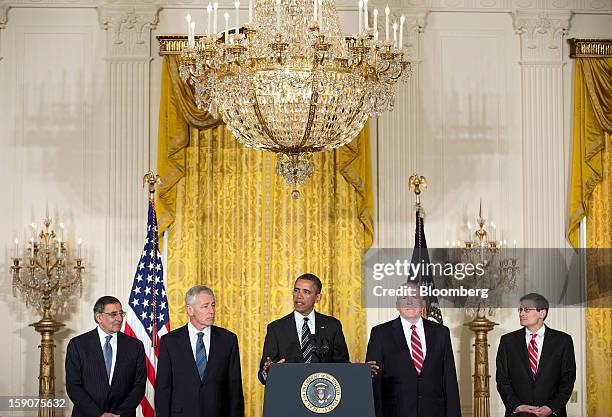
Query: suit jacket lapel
[
  {"left": 535, "top": 326, "right": 554, "bottom": 379},
  {"left": 420, "top": 319, "right": 434, "bottom": 375},
  {"left": 202, "top": 326, "right": 217, "bottom": 384},
  {"left": 313, "top": 312, "right": 328, "bottom": 363},
  {"left": 516, "top": 330, "right": 532, "bottom": 379},
  {"left": 391, "top": 318, "right": 418, "bottom": 376},
  {"left": 285, "top": 313, "right": 303, "bottom": 362},
  {"left": 179, "top": 325, "right": 202, "bottom": 384},
  {"left": 110, "top": 332, "right": 125, "bottom": 388},
  {"left": 89, "top": 329, "right": 111, "bottom": 390}
]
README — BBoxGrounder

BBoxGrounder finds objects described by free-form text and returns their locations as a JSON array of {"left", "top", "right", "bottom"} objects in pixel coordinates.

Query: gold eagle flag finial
[
  {"left": 143, "top": 171, "right": 161, "bottom": 201},
  {"left": 408, "top": 174, "right": 428, "bottom": 208}
]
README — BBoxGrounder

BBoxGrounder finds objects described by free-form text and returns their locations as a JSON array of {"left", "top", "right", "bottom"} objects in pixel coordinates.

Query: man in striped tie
[
  {"left": 366, "top": 282, "right": 461, "bottom": 417},
  {"left": 258, "top": 273, "right": 350, "bottom": 384},
  {"left": 496, "top": 293, "right": 576, "bottom": 417}
]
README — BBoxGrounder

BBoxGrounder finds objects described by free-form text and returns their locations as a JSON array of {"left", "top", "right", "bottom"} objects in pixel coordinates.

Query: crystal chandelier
[{"left": 179, "top": 0, "right": 410, "bottom": 195}]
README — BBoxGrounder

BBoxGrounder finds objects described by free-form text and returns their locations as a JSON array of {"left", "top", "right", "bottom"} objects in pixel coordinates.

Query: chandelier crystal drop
[{"left": 180, "top": 0, "right": 411, "bottom": 190}]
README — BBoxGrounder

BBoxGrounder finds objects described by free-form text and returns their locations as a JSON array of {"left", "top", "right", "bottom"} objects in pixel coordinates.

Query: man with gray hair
[
  {"left": 65, "top": 296, "right": 146, "bottom": 417},
  {"left": 155, "top": 285, "right": 244, "bottom": 417}
]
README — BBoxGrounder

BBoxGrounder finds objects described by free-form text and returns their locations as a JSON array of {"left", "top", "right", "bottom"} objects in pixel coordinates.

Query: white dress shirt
[
  {"left": 294, "top": 310, "right": 316, "bottom": 345},
  {"left": 188, "top": 321, "right": 211, "bottom": 362},
  {"left": 525, "top": 325, "right": 546, "bottom": 367},
  {"left": 97, "top": 326, "right": 117, "bottom": 384},
  {"left": 400, "top": 316, "right": 427, "bottom": 361}
]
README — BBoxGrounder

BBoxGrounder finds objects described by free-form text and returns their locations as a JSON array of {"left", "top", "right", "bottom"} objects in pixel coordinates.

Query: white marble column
[
  {"left": 513, "top": 11, "right": 572, "bottom": 249},
  {"left": 98, "top": 6, "right": 158, "bottom": 299}
]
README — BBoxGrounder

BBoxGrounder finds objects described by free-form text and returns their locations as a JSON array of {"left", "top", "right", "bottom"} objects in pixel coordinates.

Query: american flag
[
  {"left": 411, "top": 207, "right": 443, "bottom": 324},
  {"left": 125, "top": 199, "right": 170, "bottom": 417}
]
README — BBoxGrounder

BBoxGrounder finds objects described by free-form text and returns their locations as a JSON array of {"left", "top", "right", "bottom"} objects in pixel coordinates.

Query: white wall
[
  {"left": 0, "top": 1, "right": 610, "bottom": 416},
  {"left": 0, "top": 7, "right": 108, "bottom": 412},
  {"left": 369, "top": 5, "right": 612, "bottom": 417}
]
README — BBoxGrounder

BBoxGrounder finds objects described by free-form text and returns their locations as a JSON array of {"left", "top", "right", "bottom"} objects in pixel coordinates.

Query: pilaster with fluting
[
  {"left": 376, "top": 10, "right": 427, "bottom": 250},
  {"left": 513, "top": 11, "right": 572, "bottom": 249},
  {"left": 513, "top": 10, "right": 574, "bottom": 350},
  {"left": 98, "top": 5, "right": 158, "bottom": 299}
]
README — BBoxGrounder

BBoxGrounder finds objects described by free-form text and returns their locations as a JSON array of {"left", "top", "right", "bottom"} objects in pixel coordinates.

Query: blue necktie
[
  {"left": 196, "top": 332, "right": 207, "bottom": 381},
  {"left": 103, "top": 335, "right": 112, "bottom": 381}
]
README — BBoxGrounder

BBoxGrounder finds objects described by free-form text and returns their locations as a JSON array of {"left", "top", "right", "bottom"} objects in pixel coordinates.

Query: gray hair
[
  {"left": 185, "top": 285, "right": 214, "bottom": 306},
  {"left": 93, "top": 296, "right": 121, "bottom": 324}
]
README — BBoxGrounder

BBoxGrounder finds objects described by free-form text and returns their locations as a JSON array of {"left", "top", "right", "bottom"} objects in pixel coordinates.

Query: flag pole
[
  {"left": 143, "top": 172, "right": 161, "bottom": 347},
  {"left": 408, "top": 174, "right": 428, "bottom": 321}
]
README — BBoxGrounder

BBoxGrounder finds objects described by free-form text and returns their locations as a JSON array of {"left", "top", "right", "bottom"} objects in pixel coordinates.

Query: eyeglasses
[
  {"left": 101, "top": 311, "right": 127, "bottom": 318},
  {"left": 517, "top": 307, "right": 538, "bottom": 313}
]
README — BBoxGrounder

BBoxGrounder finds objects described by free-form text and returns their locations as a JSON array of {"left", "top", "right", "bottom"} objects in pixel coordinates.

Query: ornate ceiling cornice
[
  {"left": 568, "top": 37, "right": 612, "bottom": 57},
  {"left": 0, "top": 0, "right": 609, "bottom": 13}
]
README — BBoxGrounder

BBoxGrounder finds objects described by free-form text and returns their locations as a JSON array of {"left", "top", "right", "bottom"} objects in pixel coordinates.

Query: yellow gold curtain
[
  {"left": 586, "top": 142, "right": 612, "bottom": 417},
  {"left": 568, "top": 56, "right": 612, "bottom": 416},
  {"left": 568, "top": 58, "right": 612, "bottom": 248},
  {"left": 156, "top": 55, "right": 372, "bottom": 417}
]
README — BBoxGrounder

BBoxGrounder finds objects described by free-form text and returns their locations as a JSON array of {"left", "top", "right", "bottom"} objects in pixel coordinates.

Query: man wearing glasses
[
  {"left": 65, "top": 296, "right": 146, "bottom": 417},
  {"left": 496, "top": 293, "right": 576, "bottom": 417}
]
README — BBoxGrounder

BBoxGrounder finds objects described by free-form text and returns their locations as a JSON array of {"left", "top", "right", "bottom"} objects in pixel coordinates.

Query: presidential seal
[{"left": 300, "top": 372, "right": 342, "bottom": 413}]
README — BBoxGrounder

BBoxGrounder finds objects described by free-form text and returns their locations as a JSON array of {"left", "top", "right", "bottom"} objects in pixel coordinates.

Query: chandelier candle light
[{"left": 179, "top": 0, "right": 410, "bottom": 196}]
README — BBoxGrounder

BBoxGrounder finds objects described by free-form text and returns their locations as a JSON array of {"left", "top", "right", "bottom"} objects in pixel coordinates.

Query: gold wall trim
[
  {"left": 568, "top": 38, "right": 612, "bottom": 58},
  {"left": 158, "top": 35, "right": 189, "bottom": 55}
]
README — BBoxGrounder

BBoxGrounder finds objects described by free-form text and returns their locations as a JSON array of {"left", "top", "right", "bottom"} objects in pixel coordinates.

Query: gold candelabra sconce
[
  {"left": 447, "top": 200, "right": 520, "bottom": 296},
  {"left": 447, "top": 200, "right": 520, "bottom": 417},
  {"left": 10, "top": 215, "right": 85, "bottom": 417}
]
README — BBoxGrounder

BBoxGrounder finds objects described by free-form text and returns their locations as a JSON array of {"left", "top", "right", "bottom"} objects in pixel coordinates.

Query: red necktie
[
  {"left": 528, "top": 333, "right": 538, "bottom": 379},
  {"left": 410, "top": 324, "right": 424, "bottom": 375}
]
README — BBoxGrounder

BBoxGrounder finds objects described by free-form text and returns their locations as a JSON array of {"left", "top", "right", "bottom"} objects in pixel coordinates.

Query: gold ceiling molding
[
  {"left": 568, "top": 38, "right": 612, "bottom": 58},
  {"left": 158, "top": 35, "right": 189, "bottom": 55}
]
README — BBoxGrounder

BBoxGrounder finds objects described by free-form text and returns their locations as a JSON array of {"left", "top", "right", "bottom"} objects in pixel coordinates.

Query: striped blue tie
[
  {"left": 196, "top": 332, "right": 207, "bottom": 381},
  {"left": 103, "top": 335, "right": 112, "bottom": 381}
]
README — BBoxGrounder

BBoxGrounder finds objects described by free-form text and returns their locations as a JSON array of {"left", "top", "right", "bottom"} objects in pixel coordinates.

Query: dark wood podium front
[{"left": 263, "top": 363, "right": 375, "bottom": 417}]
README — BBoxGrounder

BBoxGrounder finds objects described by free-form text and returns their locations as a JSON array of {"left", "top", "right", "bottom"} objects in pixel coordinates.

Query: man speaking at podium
[{"left": 258, "top": 273, "right": 350, "bottom": 384}]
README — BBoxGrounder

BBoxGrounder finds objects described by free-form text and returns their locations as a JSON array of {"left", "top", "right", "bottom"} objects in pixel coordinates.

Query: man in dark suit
[
  {"left": 155, "top": 285, "right": 244, "bottom": 417},
  {"left": 65, "top": 296, "right": 146, "bottom": 417},
  {"left": 496, "top": 293, "right": 576, "bottom": 417},
  {"left": 366, "top": 282, "right": 461, "bottom": 417},
  {"left": 258, "top": 273, "right": 350, "bottom": 384}
]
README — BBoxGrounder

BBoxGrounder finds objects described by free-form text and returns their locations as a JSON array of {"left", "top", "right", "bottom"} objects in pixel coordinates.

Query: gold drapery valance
[
  {"left": 568, "top": 52, "right": 612, "bottom": 247},
  {"left": 156, "top": 54, "right": 372, "bottom": 417},
  {"left": 567, "top": 39, "right": 612, "bottom": 417}
]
